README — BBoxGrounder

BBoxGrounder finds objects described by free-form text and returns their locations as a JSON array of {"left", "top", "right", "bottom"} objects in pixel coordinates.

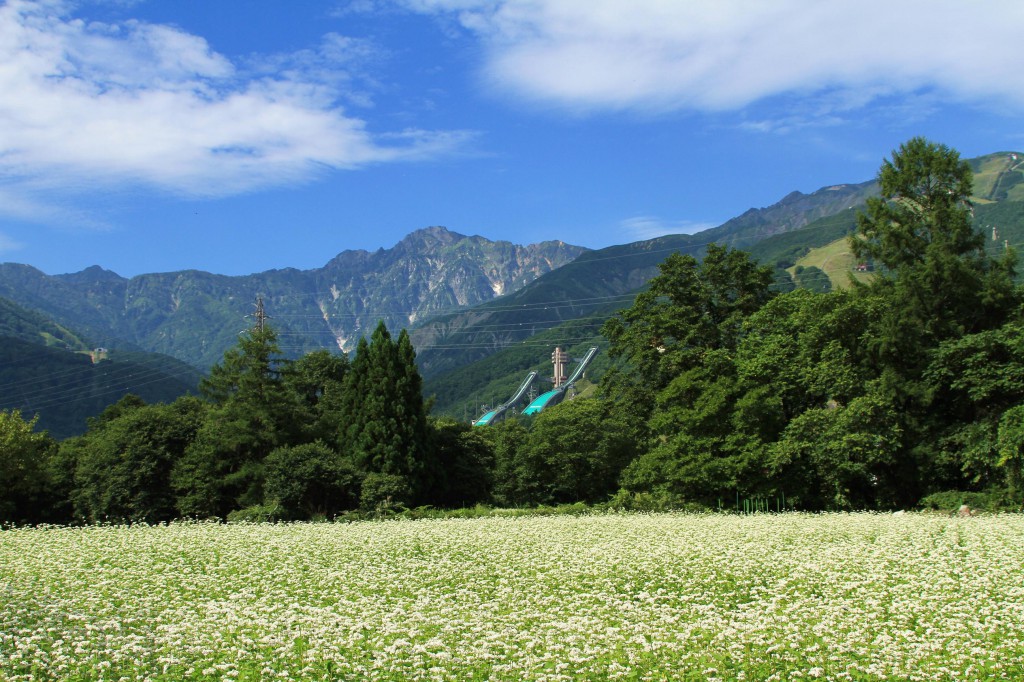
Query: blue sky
[{"left": 1, "top": 0, "right": 1023, "bottom": 277}]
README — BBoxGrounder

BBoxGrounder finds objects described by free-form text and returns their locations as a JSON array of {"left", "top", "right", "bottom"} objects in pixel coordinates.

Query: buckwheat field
[{"left": 3, "top": 512, "right": 1023, "bottom": 681}]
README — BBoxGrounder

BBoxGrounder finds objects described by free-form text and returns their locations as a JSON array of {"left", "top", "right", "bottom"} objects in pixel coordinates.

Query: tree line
[
  {"left": 1, "top": 321, "right": 492, "bottom": 524},
  {"left": 601, "top": 138, "right": 1024, "bottom": 510},
  {"left": 2, "top": 138, "right": 1023, "bottom": 524}
]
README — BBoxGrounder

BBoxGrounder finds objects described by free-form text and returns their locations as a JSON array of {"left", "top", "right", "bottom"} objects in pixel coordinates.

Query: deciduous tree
[
  {"left": 264, "top": 441, "right": 360, "bottom": 519},
  {"left": 0, "top": 409, "right": 58, "bottom": 524},
  {"left": 70, "top": 396, "right": 206, "bottom": 523}
]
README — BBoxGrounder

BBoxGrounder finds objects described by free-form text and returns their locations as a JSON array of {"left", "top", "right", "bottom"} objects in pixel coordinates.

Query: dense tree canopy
[
  {"left": 173, "top": 326, "right": 294, "bottom": 517},
  {"left": 605, "top": 138, "right": 1023, "bottom": 510},
  {"left": 0, "top": 409, "right": 58, "bottom": 524},
  {"left": 69, "top": 396, "right": 206, "bottom": 522},
  {"left": 603, "top": 243, "right": 775, "bottom": 393}
]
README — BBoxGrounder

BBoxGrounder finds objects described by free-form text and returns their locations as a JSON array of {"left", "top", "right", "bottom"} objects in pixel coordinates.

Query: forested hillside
[
  {"left": 0, "top": 296, "right": 201, "bottom": 439},
  {"left": 4, "top": 138, "right": 1022, "bottom": 524},
  {"left": 427, "top": 192, "right": 1024, "bottom": 422}
]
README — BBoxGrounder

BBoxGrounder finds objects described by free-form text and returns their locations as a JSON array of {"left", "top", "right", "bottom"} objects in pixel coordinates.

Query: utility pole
[{"left": 253, "top": 296, "right": 268, "bottom": 333}]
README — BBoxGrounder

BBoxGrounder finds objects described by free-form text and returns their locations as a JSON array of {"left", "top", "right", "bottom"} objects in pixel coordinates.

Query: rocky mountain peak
[{"left": 0, "top": 227, "right": 588, "bottom": 367}]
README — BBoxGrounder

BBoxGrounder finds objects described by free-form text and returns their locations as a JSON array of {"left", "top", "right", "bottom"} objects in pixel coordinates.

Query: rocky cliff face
[
  {"left": 315, "top": 227, "right": 583, "bottom": 333},
  {"left": 0, "top": 227, "right": 587, "bottom": 367}
]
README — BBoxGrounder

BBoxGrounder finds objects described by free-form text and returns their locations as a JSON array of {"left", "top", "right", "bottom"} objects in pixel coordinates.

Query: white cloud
[
  {"left": 0, "top": 0, "right": 466, "bottom": 203},
  {"left": 620, "top": 216, "right": 716, "bottom": 241},
  {"left": 0, "top": 231, "right": 24, "bottom": 256},
  {"left": 330, "top": 1, "right": 387, "bottom": 17},
  {"left": 402, "top": 0, "right": 1024, "bottom": 115}
]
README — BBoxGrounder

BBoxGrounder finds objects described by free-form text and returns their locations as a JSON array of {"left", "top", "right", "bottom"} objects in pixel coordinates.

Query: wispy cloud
[
  {"left": 620, "top": 216, "right": 717, "bottom": 241},
  {"left": 0, "top": 0, "right": 467, "bottom": 208},
  {"left": 0, "top": 230, "right": 24, "bottom": 256},
  {"left": 401, "top": 0, "right": 1024, "bottom": 117},
  {"left": 330, "top": 0, "right": 389, "bottom": 17}
]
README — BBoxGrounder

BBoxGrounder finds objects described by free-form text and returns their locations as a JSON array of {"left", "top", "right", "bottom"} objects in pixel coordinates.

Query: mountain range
[
  {"left": 4, "top": 151, "right": 1023, "bottom": 436},
  {"left": 0, "top": 227, "right": 584, "bottom": 369}
]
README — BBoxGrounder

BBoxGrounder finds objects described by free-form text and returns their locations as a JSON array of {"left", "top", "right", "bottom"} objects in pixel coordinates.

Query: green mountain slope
[
  {"left": 0, "top": 296, "right": 202, "bottom": 439},
  {"left": 970, "top": 152, "right": 1024, "bottom": 202},
  {"left": 0, "top": 296, "right": 90, "bottom": 350},
  {"left": 750, "top": 199, "right": 1024, "bottom": 292},
  {"left": 0, "top": 339, "right": 201, "bottom": 439},
  {"left": 411, "top": 233, "right": 708, "bottom": 378}
]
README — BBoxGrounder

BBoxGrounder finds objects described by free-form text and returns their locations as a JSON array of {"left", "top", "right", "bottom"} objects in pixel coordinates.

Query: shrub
[
  {"left": 917, "top": 489, "right": 1020, "bottom": 513},
  {"left": 360, "top": 472, "right": 412, "bottom": 514},
  {"left": 227, "top": 502, "right": 283, "bottom": 523}
]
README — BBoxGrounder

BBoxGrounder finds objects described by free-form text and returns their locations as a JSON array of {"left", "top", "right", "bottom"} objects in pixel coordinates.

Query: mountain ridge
[
  {"left": 0, "top": 227, "right": 587, "bottom": 368},
  {"left": 4, "top": 150, "right": 1021, "bottom": 384}
]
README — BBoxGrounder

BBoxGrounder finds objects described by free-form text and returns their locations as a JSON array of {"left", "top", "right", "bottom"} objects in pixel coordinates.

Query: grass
[
  {"left": 3, "top": 512, "right": 1024, "bottom": 680},
  {"left": 971, "top": 153, "right": 1024, "bottom": 203},
  {"left": 789, "top": 237, "right": 874, "bottom": 291}
]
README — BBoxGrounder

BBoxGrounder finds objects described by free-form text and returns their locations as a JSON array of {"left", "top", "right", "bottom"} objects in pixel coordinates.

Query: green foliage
[
  {"left": 606, "top": 489, "right": 705, "bottom": 512},
  {"left": 922, "top": 322, "right": 1024, "bottom": 491},
  {"left": 604, "top": 140, "right": 1024, "bottom": 511},
  {"left": 506, "top": 399, "right": 638, "bottom": 506},
  {"left": 604, "top": 245, "right": 775, "bottom": 503},
  {"left": 174, "top": 327, "right": 295, "bottom": 518},
  {"left": 283, "top": 349, "right": 350, "bottom": 442},
  {"left": 226, "top": 502, "right": 284, "bottom": 523},
  {"left": 340, "top": 323, "right": 431, "bottom": 505},
  {"left": 832, "top": 138, "right": 1021, "bottom": 504},
  {"left": 489, "top": 418, "right": 532, "bottom": 506},
  {"left": 65, "top": 396, "right": 206, "bottom": 523},
  {"left": 769, "top": 391, "right": 904, "bottom": 509},
  {"left": 734, "top": 288, "right": 880, "bottom": 459},
  {"left": 620, "top": 351, "right": 743, "bottom": 499},
  {"left": 0, "top": 409, "right": 59, "bottom": 524},
  {"left": 916, "top": 489, "right": 1019, "bottom": 512},
  {"left": 264, "top": 441, "right": 360, "bottom": 520},
  {"left": 792, "top": 265, "right": 831, "bottom": 292},
  {"left": 603, "top": 243, "right": 775, "bottom": 393},
  {"left": 855, "top": 137, "right": 975, "bottom": 268},
  {"left": 423, "top": 417, "right": 495, "bottom": 508},
  {"left": 996, "top": 405, "right": 1024, "bottom": 497},
  {"left": 853, "top": 138, "right": 1017, "bottom": 356},
  {"left": 359, "top": 472, "right": 412, "bottom": 513}
]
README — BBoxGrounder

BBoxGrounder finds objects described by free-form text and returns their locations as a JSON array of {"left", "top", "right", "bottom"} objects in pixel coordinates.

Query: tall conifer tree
[
  {"left": 340, "top": 322, "right": 430, "bottom": 501},
  {"left": 173, "top": 326, "right": 294, "bottom": 517}
]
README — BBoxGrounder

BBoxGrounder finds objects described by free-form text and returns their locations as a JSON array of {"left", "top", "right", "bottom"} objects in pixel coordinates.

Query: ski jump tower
[{"left": 473, "top": 346, "right": 600, "bottom": 425}]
